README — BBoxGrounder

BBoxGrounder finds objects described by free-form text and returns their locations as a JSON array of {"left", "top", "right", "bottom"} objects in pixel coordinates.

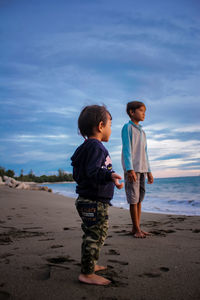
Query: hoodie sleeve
[{"left": 85, "top": 143, "right": 113, "bottom": 183}]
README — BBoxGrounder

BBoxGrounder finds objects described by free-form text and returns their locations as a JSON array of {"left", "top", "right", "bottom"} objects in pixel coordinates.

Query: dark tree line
[{"left": 0, "top": 167, "right": 73, "bottom": 183}]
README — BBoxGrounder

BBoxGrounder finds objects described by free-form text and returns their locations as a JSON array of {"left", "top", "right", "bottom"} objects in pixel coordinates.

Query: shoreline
[
  {"left": 40, "top": 183, "right": 200, "bottom": 217},
  {"left": 41, "top": 181, "right": 75, "bottom": 184},
  {"left": 0, "top": 186, "right": 200, "bottom": 299}
]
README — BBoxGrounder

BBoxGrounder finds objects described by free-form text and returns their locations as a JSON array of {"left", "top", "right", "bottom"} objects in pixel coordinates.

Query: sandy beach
[{"left": 0, "top": 186, "right": 200, "bottom": 300}]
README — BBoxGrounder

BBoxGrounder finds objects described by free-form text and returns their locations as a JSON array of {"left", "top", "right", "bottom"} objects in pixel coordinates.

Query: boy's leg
[
  {"left": 95, "top": 203, "right": 109, "bottom": 271},
  {"left": 138, "top": 174, "right": 151, "bottom": 236},
  {"left": 130, "top": 203, "right": 145, "bottom": 238},
  {"left": 137, "top": 201, "right": 142, "bottom": 225},
  {"left": 76, "top": 198, "right": 110, "bottom": 285},
  {"left": 81, "top": 202, "right": 109, "bottom": 272},
  {"left": 125, "top": 173, "right": 145, "bottom": 238}
]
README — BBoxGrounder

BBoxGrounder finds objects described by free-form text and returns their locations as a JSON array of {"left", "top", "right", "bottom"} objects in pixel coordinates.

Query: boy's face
[
  {"left": 131, "top": 105, "right": 146, "bottom": 122},
  {"left": 101, "top": 113, "right": 112, "bottom": 142}
]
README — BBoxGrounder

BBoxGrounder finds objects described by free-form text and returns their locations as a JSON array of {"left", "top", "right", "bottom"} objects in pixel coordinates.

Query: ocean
[{"left": 43, "top": 176, "right": 200, "bottom": 216}]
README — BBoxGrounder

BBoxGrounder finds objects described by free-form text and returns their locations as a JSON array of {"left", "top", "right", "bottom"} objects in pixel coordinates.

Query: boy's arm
[
  {"left": 147, "top": 172, "right": 154, "bottom": 184},
  {"left": 145, "top": 143, "right": 151, "bottom": 173},
  {"left": 86, "top": 147, "right": 123, "bottom": 188},
  {"left": 121, "top": 124, "right": 133, "bottom": 171},
  {"left": 145, "top": 137, "right": 153, "bottom": 184},
  {"left": 111, "top": 173, "right": 123, "bottom": 189},
  {"left": 121, "top": 124, "right": 137, "bottom": 182},
  {"left": 85, "top": 146, "right": 115, "bottom": 184}
]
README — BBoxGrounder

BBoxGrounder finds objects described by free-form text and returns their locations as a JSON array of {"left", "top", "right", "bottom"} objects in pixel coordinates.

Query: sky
[{"left": 0, "top": 0, "right": 200, "bottom": 178}]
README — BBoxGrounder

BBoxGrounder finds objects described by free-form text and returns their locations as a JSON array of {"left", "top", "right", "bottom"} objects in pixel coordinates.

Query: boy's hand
[
  {"left": 127, "top": 170, "right": 137, "bottom": 182},
  {"left": 147, "top": 172, "right": 154, "bottom": 184},
  {"left": 111, "top": 173, "right": 124, "bottom": 189}
]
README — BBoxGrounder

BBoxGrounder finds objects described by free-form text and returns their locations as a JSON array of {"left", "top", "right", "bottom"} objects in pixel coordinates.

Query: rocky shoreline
[{"left": 0, "top": 176, "right": 52, "bottom": 192}]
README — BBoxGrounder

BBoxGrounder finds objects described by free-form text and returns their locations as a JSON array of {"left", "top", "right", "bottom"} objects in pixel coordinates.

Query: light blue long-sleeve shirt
[{"left": 121, "top": 120, "right": 151, "bottom": 173}]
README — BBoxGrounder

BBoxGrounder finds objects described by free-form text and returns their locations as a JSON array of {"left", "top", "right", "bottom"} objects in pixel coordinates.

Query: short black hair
[
  {"left": 78, "top": 105, "right": 112, "bottom": 138},
  {"left": 126, "top": 101, "right": 146, "bottom": 117}
]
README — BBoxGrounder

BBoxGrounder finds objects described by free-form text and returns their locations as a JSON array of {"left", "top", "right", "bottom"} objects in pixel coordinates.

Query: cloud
[
  {"left": 173, "top": 126, "right": 200, "bottom": 133},
  {"left": 12, "top": 150, "right": 68, "bottom": 164},
  {"left": 0, "top": 0, "right": 200, "bottom": 177},
  {"left": 0, "top": 134, "right": 69, "bottom": 144}
]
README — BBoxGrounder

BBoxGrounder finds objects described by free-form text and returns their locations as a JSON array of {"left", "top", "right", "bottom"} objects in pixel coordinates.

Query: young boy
[
  {"left": 121, "top": 101, "right": 153, "bottom": 238},
  {"left": 71, "top": 105, "right": 123, "bottom": 286}
]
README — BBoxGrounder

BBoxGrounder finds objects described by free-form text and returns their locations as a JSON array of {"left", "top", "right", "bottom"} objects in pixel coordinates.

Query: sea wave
[{"left": 43, "top": 176, "right": 200, "bottom": 216}]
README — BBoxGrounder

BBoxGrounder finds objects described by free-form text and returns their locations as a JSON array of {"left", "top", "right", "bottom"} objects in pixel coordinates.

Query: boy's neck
[
  {"left": 87, "top": 135, "right": 102, "bottom": 141},
  {"left": 131, "top": 118, "right": 140, "bottom": 126}
]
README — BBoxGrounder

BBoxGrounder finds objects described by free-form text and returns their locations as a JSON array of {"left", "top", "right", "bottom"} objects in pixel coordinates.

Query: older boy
[
  {"left": 71, "top": 105, "right": 123, "bottom": 285},
  {"left": 121, "top": 101, "right": 153, "bottom": 238}
]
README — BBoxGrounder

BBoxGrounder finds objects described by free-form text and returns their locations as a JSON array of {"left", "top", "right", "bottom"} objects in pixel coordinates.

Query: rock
[
  {"left": 16, "top": 182, "right": 30, "bottom": 190},
  {"left": 0, "top": 176, "right": 5, "bottom": 185},
  {"left": 41, "top": 186, "right": 49, "bottom": 192},
  {"left": 2, "top": 176, "right": 51, "bottom": 193},
  {"left": 10, "top": 178, "right": 20, "bottom": 187},
  {"left": 4, "top": 177, "right": 13, "bottom": 187},
  {"left": 4, "top": 176, "right": 20, "bottom": 188}
]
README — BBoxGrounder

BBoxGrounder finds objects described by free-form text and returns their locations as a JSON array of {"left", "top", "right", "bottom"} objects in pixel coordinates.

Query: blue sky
[{"left": 0, "top": 0, "right": 200, "bottom": 178}]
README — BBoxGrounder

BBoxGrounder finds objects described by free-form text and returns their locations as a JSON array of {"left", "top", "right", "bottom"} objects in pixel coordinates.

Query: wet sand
[{"left": 0, "top": 186, "right": 200, "bottom": 300}]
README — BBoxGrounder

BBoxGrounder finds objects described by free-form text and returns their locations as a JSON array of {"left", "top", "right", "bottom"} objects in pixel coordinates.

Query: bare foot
[
  {"left": 133, "top": 230, "right": 146, "bottom": 238},
  {"left": 94, "top": 265, "right": 107, "bottom": 272},
  {"left": 78, "top": 273, "right": 111, "bottom": 285},
  {"left": 142, "top": 230, "right": 152, "bottom": 236}
]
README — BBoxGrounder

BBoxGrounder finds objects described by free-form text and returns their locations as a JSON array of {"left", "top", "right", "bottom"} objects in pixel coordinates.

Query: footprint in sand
[
  {"left": 150, "top": 229, "right": 176, "bottom": 237},
  {"left": 141, "top": 272, "right": 161, "bottom": 278},
  {"left": 142, "top": 221, "right": 161, "bottom": 228},
  {"left": 39, "top": 238, "right": 55, "bottom": 241},
  {"left": 114, "top": 230, "right": 131, "bottom": 236},
  {"left": 97, "top": 269, "right": 128, "bottom": 288},
  {"left": 0, "top": 253, "right": 14, "bottom": 260},
  {"left": 149, "top": 230, "right": 166, "bottom": 237},
  {"left": 33, "top": 266, "right": 51, "bottom": 280},
  {"left": 105, "top": 278, "right": 128, "bottom": 288},
  {"left": 192, "top": 229, "right": 200, "bottom": 233},
  {"left": 169, "top": 217, "right": 186, "bottom": 223},
  {"left": 46, "top": 256, "right": 77, "bottom": 271},
  {"left": 108, "top": 259, "right": 128, "bottom": 265},
  {"left": 23, "top": 227, "right": 43, "bottom": 230},
  {"left": 63, "top": 227, "right": 70, "bottom": 230},
  {"left": 0, "top": 236, "right": 12, "bottom": 245},
  {"left": 50, "top": 245, "right": 64, "bottom": 249},
  {"left": 106, "top": 249, "right": 120, "bottom": 255},
  {"left": 74, "top": 262, "right": 81, "bottom": 267},
  {"left": 160, "top": 267, "right": 170, "bottom": 272},
  {"left": 139, "top": 267, "right": 169, "bottom": 278},
  {"left": 46, "top": 255, "right": 75, "bottom": 264}
]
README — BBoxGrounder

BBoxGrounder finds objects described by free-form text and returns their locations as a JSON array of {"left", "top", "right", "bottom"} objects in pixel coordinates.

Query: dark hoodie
[{"left": 71, "top": 139, "right": 115, "bottom": 204}]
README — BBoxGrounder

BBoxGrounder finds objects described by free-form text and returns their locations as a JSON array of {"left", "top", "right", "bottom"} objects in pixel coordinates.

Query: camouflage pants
[{"left": 75, "top": 197, "right": 109, "bottom": 274}]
